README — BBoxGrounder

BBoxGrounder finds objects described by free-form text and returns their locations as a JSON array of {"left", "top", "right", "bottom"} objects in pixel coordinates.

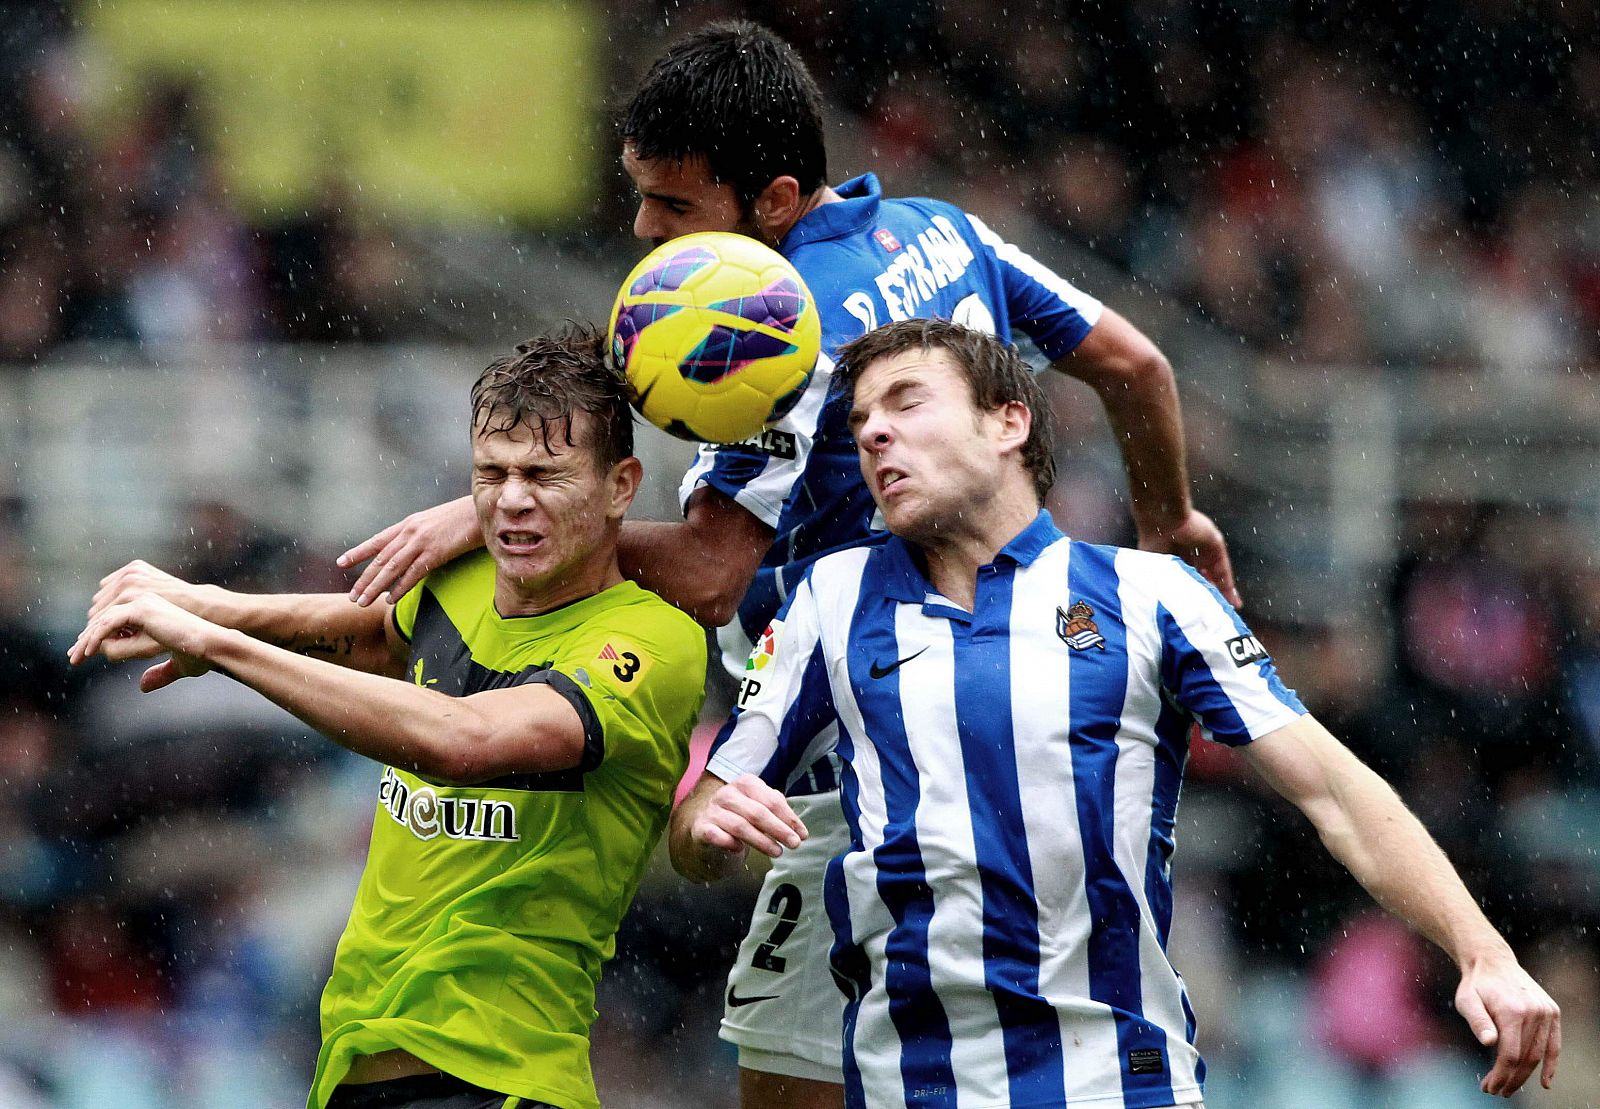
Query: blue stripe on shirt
[
  {"left": 828, "top": 716, "right": 869, "bottom": 1107},
  {"left": 1068, "top": 545, "right": 1176, "bottom": 1105},
  {"left": 845, "top": 558, "right": 955, "bottom": 1106},
  {"left": 758, "top": 642, "right": 837, "bottom": 788},
  {"left": 1146, "top": 696, "right": 1190, "bottom": 952}
]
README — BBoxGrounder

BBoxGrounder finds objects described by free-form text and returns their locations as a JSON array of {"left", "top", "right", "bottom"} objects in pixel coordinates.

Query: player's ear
[
  {"left": 753, "top": 176, "right": 803, "bottom": 236},
  {"left": 605, "top": 456, "right": 643, "bottom": 520},
  {"left": 994, "top": 400, "right": 1032, "bottom": 456}
]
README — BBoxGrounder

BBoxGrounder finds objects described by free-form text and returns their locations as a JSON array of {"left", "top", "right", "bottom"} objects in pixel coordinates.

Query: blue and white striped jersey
[
  {"left": 708, "top": 512, "right": 1306, "bottom": 1109},
  {"left": 679, "top": 174, "right": 1103, "bottom": 695}
]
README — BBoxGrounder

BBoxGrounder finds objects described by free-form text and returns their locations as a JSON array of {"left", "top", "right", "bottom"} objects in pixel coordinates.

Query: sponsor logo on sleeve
[
  {"left": 708, "top": 428, "right": 797, "bottom": 459},
  {"left": 1056, "top": 601, "right": 1106, "bottom": 651},
  {"left": 1226, "top": 634, "right": 1269, "bottom": 667}
]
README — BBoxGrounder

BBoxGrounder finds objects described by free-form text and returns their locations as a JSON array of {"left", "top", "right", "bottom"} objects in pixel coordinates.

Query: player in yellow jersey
[{"left": 69, "top": 325, "right": 708, "bottom": 1109}]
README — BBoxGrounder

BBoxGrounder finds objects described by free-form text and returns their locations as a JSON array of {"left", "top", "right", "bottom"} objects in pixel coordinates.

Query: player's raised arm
[
  {"left": 75, "top": 568, "right": 588, "bottom": 781},
  {"left": 617, "top": 486, "right": 773, "bottom": 628},
  {"left": 1055, "top": 307, "right": 1239, "bottom": 606},
  {"left": 88, "top": 559, "right": 400, "bottom": 676},
  {"left": 1242, "top": 715, "right": 1561, "bottom": 1097},
  {"left": 338, "top": 495, "right": 482, "bottom": 608}
]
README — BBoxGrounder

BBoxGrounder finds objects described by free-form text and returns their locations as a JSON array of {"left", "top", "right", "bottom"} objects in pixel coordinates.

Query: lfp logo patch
[
  {"left": 747, "top": 621, "right": 780, "bottom": 671},
  {"left": 739, "top": 621, "right": 782, "bottom": 708}
]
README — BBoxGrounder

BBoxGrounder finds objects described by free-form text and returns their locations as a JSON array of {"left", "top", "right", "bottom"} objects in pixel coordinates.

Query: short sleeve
[
  {"left": 964, "top": 212, "right": 1103, "bottom": 361},
  {"left": 1154, "top": 560, "right": 1306, "bottom": 747},
  {"left": 677, "top": 351, "right": 835, "bottom": 528},
  {"left": 542, "top": 604, "right": 708, "bottom": 777},
  {"left": 707, "top": 574, "right": 839, "bottom": 788}
]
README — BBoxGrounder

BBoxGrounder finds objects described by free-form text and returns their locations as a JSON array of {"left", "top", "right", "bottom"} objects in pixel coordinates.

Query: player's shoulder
[
  {"left": 805, "top": 532, "right": 893, "bottom": 586},
  {"left": 397, "top": 549, "right": 496, "bottom": 633},
  {"left": 588, "top": 581, "right": 704, "bottom": 646},
  {"left": 1078, "top": 541, "right": 1230, "bottom": 613},
  {"left": 417, "top": 548, "right": 494, "bottom": 598},
  {"left": 559, "top": 583, "right": 707, "bottom": 693},
  {"left": 1068, "top": 540, "right": 1196, "bottom": 588}
]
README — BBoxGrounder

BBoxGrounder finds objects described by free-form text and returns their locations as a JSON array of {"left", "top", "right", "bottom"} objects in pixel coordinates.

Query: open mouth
[
  {"left": 878, "top": 468, "right": 907, "bottom": 495},
  {"left": 498, "top": 530, "right": 545, "bottom": 553}
]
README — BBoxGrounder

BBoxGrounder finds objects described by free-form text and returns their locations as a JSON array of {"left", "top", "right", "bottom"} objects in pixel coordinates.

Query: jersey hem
[
  {"left": 705, "top": 752, "right": 759, "bottom": 785},
  {"left": 946, "top": 1084, "right": 1204, "bottom": 1109},
  {"left": 1216, "top": 704, "right": 1307, "bottom": 747},
  {"left": 312, "top": 1027, "right": 597, "bottom": 1109}
]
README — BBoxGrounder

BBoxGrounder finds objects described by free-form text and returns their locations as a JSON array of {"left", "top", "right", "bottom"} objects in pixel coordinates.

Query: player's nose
[
  {"left": 497, "top": 478, "right": 538, "bottom": 513},
  {"left": 855, "top": 410, "right": 892, "bottom": 449},
  {"left": 632, "top": 205, "right": 665, "bottom": 245}
]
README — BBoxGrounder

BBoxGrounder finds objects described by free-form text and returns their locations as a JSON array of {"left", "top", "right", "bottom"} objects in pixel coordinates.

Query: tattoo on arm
[{"left": 267, "top": 634, "right": 359, "bottom": 659}]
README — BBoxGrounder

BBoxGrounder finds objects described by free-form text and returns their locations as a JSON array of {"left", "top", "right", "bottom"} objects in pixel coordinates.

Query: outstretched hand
[
  {"left": 89, "top": 559, "right": 208, "bottom": 623},
  {"left": 1456, "top": 952, "right": 1561, "bottom": 1097},
  {"left": 691, "top": 773, "right": 808, "bottom": 860},
  {"left": 1138, "top": 508, "right": 1241, "bottom": 608},
  {"left": 69, "top": 592, "right": 214, "bottom": 692},
  {"left": 337, "top": 496, "right": 482, "bottom": 607}
]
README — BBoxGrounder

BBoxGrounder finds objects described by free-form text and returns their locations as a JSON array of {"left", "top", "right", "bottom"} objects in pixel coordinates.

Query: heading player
[
  {"left": 676, "top": 317, "right": 1560, "bottom": 1108},
  {"left": 72, "top": 327, "right": 706, "bottom": 1109},
  {"left": 340, "top": 22, "right": 1237, "bottom": 1109}
]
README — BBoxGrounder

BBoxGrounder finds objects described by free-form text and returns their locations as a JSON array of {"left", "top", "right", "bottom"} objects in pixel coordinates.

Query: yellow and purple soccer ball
[{"left": 608, "top": 232, "right": 821, "bottom": 443}]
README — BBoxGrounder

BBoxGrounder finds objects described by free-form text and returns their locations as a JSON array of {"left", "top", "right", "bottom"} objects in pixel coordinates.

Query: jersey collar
[
  {"left": 878, "top": 510, "right": 1064, "bottom": 605},
  {"left": 780, "top": 173, "right": 882, "bottom": 252},
  {"left": 493, "top": 578, "right": 643, "bottom": 632}
]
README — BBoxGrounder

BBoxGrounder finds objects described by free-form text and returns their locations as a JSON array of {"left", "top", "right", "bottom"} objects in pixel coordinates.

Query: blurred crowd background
[{"left": 1, "top": 0, "right": 1598, "bottom": 1106}]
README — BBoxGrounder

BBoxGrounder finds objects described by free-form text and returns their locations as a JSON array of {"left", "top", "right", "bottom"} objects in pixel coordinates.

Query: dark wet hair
[
  {"left": 620, "top": 20, "right": 827, "bottom": 206},
  {"left": 471, "top": 323, "right": 634, "bottom": 470},
  {"left": 835, "top": 318, "right": 1056, "bottom": 502}
]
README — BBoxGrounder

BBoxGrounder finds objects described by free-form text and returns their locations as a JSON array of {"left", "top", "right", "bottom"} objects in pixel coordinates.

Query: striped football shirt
[{"left": 707, "top": 511, "right": 1305, "bottom": 1109}]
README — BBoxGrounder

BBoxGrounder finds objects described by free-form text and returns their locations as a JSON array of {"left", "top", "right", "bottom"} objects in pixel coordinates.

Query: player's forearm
[
  {"left": 199, "top": 625, "right": 498, "bottom": 779},
  {"left": 1304, "top": 753, "right": 1511, "bottom": 968},
  {"left": 195, "top": 589, "right": 395, "bottom": 673},
  {"left": 1081, "top": 353, "right": 1194, "bottom": 535},
  {"left": 618, "top": 514, "right": 768, "bottom": 628}
]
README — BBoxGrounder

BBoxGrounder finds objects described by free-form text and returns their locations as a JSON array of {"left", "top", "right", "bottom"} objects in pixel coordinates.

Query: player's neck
[
  {"left": 494, "top": 557, "right": 623, "bottom": 618},
  {"left": 774, "top": 186, "right": 842, "bottom": 241},
  {"left": 917, "top": 496, "right": 1041, "bottom": 612}
]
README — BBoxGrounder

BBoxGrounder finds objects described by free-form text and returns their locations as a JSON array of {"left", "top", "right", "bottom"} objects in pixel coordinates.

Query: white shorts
[{"left": 720, "top": 790, "right": 852, "bottom": 1079}]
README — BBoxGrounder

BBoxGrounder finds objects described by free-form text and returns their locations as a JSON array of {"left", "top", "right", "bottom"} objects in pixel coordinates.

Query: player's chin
[
  {"left": 882, "top": 503, "right": 936, "bottom": 543},
  {"left": 491, "top": 545, "right": 553, "bottom": 581}
]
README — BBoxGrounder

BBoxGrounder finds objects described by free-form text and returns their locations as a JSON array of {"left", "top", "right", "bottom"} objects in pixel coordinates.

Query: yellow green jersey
[{"left": 307, "top": 551, "right": 706, "bottom": 1109}]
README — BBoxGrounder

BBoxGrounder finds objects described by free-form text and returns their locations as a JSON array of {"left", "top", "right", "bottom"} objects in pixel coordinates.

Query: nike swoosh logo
[
  {"left": 727, "top": 986, "right": 781, "bottom": 1008},
  {"left": 869, "top": 646, "right": 928, "bottom": 680}
]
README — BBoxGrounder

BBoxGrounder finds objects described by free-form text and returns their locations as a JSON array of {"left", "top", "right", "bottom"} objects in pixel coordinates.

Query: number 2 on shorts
[{"left": 750, "top": 882, "right": 803, "bottom": 972}]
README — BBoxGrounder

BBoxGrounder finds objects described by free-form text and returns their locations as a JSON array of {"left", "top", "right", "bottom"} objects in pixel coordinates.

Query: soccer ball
[{"left": 608, "top": 232, "right": 821, "bottom": 443}]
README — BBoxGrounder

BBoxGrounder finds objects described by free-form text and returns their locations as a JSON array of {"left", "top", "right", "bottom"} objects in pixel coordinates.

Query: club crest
[{"left": 1057, "top": 601, "right": 1106, "bottom": 650}]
